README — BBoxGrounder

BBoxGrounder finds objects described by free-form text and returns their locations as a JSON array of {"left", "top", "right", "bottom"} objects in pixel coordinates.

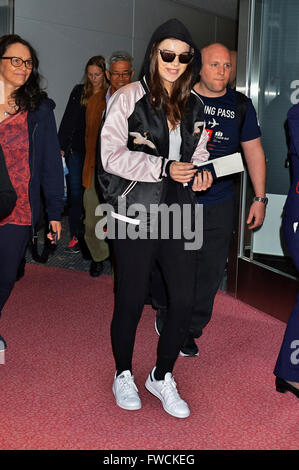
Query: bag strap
[{"left": 236, "top": 91, "right": 250, "bottom": 134}]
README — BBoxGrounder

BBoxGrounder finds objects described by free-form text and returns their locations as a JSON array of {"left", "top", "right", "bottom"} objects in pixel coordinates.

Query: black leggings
[{"left": 111, "top": 229, "right": 198, "bottom": 378}]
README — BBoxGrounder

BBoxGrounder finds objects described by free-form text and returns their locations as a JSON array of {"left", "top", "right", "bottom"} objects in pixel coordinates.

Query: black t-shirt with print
[{"left": 195, "top": 87, "right": 261, "bottom": 204}]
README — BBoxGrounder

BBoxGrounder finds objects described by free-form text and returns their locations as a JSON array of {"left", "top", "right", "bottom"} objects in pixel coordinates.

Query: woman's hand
[
  {"left": 169, "top": 162, "right": 198, "bottom": 183},
  {"left": 47, "top": 220, "right": 62, "bottom": 244},
  {"left": 192, "top": 170, "right": 213, "bottom": 192}
]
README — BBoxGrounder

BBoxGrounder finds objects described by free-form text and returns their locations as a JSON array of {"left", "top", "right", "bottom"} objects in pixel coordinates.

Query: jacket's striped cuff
[{"left": 160, "top": 159, "right": 174, "bottom": 178}]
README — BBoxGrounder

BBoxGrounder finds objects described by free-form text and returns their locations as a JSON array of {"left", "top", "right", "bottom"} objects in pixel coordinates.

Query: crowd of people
[{"left": 0, "top": 18, "right": 298, "bottom": 420}]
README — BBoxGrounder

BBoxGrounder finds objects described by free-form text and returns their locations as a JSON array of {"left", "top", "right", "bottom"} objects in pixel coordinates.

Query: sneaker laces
[
  {"left": 118, "top": 373, "right": 139, "bottom": 398},
  {"left": 160, "top": 374, "right": 183, "bottom": 407}
]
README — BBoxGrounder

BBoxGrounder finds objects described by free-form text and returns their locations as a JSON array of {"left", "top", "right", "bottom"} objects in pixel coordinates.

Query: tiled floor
[{"left": 26, "top": 216, "right": 112, "bottom": 274}]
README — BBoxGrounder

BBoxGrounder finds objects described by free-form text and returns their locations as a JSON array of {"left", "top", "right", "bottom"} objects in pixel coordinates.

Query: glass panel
[
  {"left": 0, "top": 0, "right": 13, "bottom": 36},
  {"left": 241, "top": 0, "right": 299, "bottom": 280}
]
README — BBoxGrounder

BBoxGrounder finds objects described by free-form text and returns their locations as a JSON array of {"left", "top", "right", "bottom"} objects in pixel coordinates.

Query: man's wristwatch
[{"left": 253, "top": 196, "right": 268, "bottom": 205}]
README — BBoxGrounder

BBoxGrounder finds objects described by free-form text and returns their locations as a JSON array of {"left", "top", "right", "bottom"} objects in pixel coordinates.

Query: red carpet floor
[{"left": 0, "top": 264, "right": 298, "bottom": 450}]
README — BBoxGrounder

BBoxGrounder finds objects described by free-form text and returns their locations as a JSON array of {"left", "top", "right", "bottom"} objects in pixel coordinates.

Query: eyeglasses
[
  {"left": 1, "top": 56, "right": 33, "bottom": 69},
  {"left": 158, "top": 50, "right": 194, "bottom": 64},
  {"left": 109, "top": 71, "right": 132, "bottom": 79}
]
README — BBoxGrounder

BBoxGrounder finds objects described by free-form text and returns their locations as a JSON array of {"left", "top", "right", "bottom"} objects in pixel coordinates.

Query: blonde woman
[
  {"left": 82, "top": 56, "right": 109, "bottom": 277},
  {"left": 59, "top": 56, "right": 107, "bottom": 256}
]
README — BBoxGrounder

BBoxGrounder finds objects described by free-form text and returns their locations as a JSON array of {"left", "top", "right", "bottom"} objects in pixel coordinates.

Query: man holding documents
[{"left": 154, "top": 43, "right": 267, "bottom": 356}]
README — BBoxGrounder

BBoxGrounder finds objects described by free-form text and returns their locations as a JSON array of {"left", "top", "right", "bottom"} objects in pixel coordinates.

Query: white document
[{"left": 196, "top": 152, "right": 244, "bottom": 177}]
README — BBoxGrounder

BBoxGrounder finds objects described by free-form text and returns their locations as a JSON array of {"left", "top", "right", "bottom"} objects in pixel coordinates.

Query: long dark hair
[
  {"left": 148, "top": 41, "right": 194, "bottom": 129},
  {"left": 0, "top": 34, "right": 47, "bottom": 112},
  {"left": 80, "top": 55, "right": 107, "bottom": 106}
]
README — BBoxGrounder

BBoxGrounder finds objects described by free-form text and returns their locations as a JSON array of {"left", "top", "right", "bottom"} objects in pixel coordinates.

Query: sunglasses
[{"left": 158, "top": 49, "right": 194, "bottom": 64}]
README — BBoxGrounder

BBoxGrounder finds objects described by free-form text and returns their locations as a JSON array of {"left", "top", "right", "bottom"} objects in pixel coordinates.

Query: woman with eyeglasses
[
  {"left": 0, "top": 34, "right": 64, "bottom": 351},
  {"left": 98, "top": 19, "right": 212, "bottom": 418}
]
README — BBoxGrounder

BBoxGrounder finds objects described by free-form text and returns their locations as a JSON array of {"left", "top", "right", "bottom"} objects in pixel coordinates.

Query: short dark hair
[{"left": 0, "top": 34, "right": 47, "bottom": 112}]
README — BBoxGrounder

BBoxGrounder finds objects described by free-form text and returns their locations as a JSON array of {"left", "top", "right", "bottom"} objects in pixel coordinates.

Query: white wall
[{"left": 14, "top": 0, "right": 237, "bottom": 125}]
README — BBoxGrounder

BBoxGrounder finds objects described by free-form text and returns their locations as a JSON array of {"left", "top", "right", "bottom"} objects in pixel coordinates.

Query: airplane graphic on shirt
[{"left": 207, "top": 118, "right": 219, "bottom": 128}]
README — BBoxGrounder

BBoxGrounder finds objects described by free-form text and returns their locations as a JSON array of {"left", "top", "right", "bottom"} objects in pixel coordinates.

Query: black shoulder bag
[{"left": 0, "top": 144, "right": 17, "bottom": 219}]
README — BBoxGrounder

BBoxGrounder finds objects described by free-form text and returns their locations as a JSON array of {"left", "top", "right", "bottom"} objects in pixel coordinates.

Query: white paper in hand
[{"left": 196, "top": 152, "right": 244, "bottom": 178}]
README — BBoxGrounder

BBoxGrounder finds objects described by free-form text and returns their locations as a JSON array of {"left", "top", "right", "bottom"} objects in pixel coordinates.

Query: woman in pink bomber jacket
[{"left": 97, "top": 19, "right": 213, "bottom": 418}]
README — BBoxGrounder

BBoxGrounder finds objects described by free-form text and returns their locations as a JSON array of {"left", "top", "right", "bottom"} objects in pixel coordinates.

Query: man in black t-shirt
[{"left": 154, "top": 43, "right": 267, "bottom": 356}]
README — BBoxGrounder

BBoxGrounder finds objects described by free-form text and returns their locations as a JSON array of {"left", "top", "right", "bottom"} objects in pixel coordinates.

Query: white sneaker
[
  {"left": 112, "top": 370, "right": 142, "bottom": 410},
  {"left": 145, "top": 367, "right": 190, "bottom": 418}
]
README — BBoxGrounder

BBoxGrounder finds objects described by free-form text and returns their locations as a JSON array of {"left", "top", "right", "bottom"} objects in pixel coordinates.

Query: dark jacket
[
  {"left": 58, "top": 84, "right": 86, "bottom": 155},
  {"left": 28, "top": 98, "right": 64, "bottom": 227}
]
